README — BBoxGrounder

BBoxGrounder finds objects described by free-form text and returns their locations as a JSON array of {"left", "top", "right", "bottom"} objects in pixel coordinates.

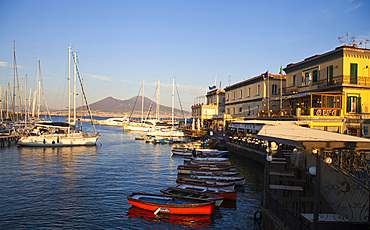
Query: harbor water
[{"left": 0, "top": 117, "right": 264, "bottom": 229}]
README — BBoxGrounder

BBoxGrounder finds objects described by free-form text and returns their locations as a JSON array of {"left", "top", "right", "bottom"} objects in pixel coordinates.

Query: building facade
[
  {"left": 283, "top": 45, "right": 370, "bottom": 136},
  {"left": 225, "top": 73, "right": 286, "bottom": 119},
  {"left": 191, "top": 88, "right": 227, "bottom": 131}
]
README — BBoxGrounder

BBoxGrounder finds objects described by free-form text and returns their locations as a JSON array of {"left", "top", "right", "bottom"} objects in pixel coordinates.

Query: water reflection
[{"left": 127, "top": 206, "right": 214, "bottom": 228}]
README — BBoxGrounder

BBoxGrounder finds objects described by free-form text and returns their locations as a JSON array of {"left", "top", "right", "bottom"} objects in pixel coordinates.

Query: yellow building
[
  {"left": 283, "top": 45, "right": 370, "bottom": 136},
  {"left": 225, "top": 73, "right": 286, "bottom": 119},
  {"left": 191, "top": 88, "right": 227, "bottom": 131}
]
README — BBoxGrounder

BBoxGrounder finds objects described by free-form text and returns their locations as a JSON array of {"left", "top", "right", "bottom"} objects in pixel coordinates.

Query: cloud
[
  {"left": 85, "top": 73, "right": 112, "bottom": 81},
  {"left": 0, "top": 61, "right": 8, "bottom": 67},
  {"left": 345, "top": 1, "right": 364, "bottom": 12}
]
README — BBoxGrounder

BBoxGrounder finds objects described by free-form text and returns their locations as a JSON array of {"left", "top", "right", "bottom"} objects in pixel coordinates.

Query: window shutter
[
  {"left": 357, "top": 97, "right": 361, "bottom": 113},
  {"left": 347, "top": 96, "right": 351, "bottom": 112}
]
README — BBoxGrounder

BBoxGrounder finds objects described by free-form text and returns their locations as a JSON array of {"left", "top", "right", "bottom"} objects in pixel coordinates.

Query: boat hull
[
  {"left": 127, "top": 192, "right": 215, "bottom": 215},
  {"left": 160, "top": 187, "right": 223, "bottom": 207},
  {"left": 190, "top": 175, "right": 245, "bottom": 186},
  {"left": 176, "top": 184, "right": 237, "bottom": 200},
  {"left": 18, "top": 134, "right": 98, "bottom": 147},
  {"left": 176, "top": 178, "right": 235, "bottom": 190}
]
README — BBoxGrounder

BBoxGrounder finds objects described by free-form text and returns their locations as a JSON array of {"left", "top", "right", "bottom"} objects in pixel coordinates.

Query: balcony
[{"left": 286, "top": 75, "right": 370, "bottom": 94}]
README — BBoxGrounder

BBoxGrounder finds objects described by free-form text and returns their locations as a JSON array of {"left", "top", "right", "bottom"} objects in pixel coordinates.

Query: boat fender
[
  {"left": 52, "top": 140, "right": 55, "bottom": 144},
  {"left": 43, "top": 139, "right": 46, "bottom": 144},
  {"left": 154, "top": 208, "right": 162, "bottom": 215},
  {"left": 253, "top": 210, "right": 262, "bottom": 222}
]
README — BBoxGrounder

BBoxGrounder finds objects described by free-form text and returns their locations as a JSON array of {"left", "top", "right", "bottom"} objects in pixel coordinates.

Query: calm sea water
[{"left": 0, "top": 117, "right": 264, "bottom": 229}]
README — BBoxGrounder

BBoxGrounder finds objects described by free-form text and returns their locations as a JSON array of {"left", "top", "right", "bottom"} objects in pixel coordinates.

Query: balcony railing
[{"left": 286, "top": 75, "right": 370, "bottom": 94}]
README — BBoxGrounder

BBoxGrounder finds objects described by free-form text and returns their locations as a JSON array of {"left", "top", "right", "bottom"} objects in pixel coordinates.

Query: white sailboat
[
  {"left": 18, "top": 46, "right": 99, "bottom": 147},
  {"left": 98, "top": 117, "right": 129, "bottom": 126},
  {"left": 124, "top": 80, "right": 160, "bottom": 131},
  {"left": 145, "top": 77, "right": 184, "bottom": 139}
]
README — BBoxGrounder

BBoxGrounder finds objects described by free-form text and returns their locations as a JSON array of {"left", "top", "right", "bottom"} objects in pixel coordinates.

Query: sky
[{"left": 0, "top": 0, "right": 369, "bottom": 112}]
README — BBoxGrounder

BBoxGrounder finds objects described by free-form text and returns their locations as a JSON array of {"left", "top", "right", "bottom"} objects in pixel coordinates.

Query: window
[
  {"left": 272, "top": 84, "right": 278, "bottom": 95},
  {"left": 293, "top": 75, "right": 297, "bottom": 86},
  {"left": 240, "top": 90, "right": 243, "bottom": 99},
  {"left": 257, "top": 85, "right": 260, "bottom": 95},
  {"left": 248, "top": 87, "right": 251, "bottom": 97},
  {"left": 226, "top": 93, "right": 229, "bottom": 101},
  {"left": 312, "top": 70, "right": 318, "bottom": 83},
  {"left": 233, "top": 108, "right": 235, "bottom": 115},
  {"left": 347, "top": 96, "right": 361, "bottom": 113},
  {"left": 233, "top": 92, "right": 235, "bottom": 100},
  {"left": 327, "top": 65, "right": 333, "bottom": 84},
  {"left": 305, "top": 73, "right": 310, "bottom": 86},
  {"left": 248, "top": 106, "right": 250, "bottom": 115},
  {"left": 239, "top": 107, "right": 242, "bottom": 113},
  {"left": 350, "top": 63, "right": 358, "bottom": 84},
  {"left": 227, "top": 108, "right": 230, "bottom": 114}
]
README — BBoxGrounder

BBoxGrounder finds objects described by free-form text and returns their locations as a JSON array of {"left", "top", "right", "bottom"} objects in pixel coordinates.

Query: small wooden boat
[
  {"left": 177, "top": 184, "right": 237, "bottom": 200},
  {"left": 177, "top": 165, "right": 235, "bottom": 175},
  {"left": 190, "top": 175, "right": 246, "bottom": 186},
  {"left": 190, "top": 170, "right": 240, "bottom": 177},
  {"left": 176, "top": 178, "right": 235, "bottom": 190},
  {"left": 189, "top": 160, "right": 233, "bottom": 166},
  {"left": 127, "top": 206, "right": 213, "bottom": 227},
  {"left": 160, "top": 187, "right": 223, "bottom": 206},
  {"left": 127, "top": 192, "right": 215, "bottom": 215}
]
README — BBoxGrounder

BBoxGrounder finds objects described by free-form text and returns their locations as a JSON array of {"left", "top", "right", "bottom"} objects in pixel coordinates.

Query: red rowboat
[{"left": 127, "top": 192, "right": 215, "bottom": 215}]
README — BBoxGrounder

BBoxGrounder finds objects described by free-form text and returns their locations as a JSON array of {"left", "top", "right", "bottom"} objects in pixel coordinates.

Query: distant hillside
[{"left": 76, "top": 96, "right": 190, "bottom": 118}]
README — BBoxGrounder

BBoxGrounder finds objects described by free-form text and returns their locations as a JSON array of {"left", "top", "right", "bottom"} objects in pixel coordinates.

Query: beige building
[
  {"left": 224, "top": 73, "right": 286, "bottom": 119},
  {"left": 191, "top": 88, "right": 227, "bottom": 131},
  {"left": 283, "top": 45, "right": 370, "bottom": 136}
]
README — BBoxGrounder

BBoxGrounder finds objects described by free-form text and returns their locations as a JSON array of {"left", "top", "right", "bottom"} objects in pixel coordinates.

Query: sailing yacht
[
  {"left": 18, "top": 46, "right": 99, "bottom": 147},
  {"left": 145, "top": 78, "right": 185, "bottom": 139}
]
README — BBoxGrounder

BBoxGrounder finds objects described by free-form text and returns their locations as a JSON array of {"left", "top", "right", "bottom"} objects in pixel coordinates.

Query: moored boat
[
  {"left": 190, "top": 170, "right": 240, "bottom": 177},
  {"left": 176, "top": 184, "right": 237, "bottom": 200},
  {"left": 176, "top": 178, "right": 235, "bottom": 190},
  {"left": 177, "top": 165, "right": 235, "bottom": 175},
  {"left": 160, "top": 187, "right": 223, "bottom": 207},
  {"left": 190, "top": 175, "right": 246, "bottom": 186},
  {"left": 127, "top": 192, "right": 215, "bottom": 215}
]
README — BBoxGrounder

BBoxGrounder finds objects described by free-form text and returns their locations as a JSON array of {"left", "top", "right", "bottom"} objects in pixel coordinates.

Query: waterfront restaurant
[{"left": 283, "top": 45, "right": 370, "bottom": 136}]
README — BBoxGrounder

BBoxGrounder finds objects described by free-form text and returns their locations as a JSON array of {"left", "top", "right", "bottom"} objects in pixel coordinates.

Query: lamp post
[
  {"left": 263, "top": 146, "right": 272, "bottom": 209},
  {"left": 312, "top": 148, "right": 322, "bottom": 230}
]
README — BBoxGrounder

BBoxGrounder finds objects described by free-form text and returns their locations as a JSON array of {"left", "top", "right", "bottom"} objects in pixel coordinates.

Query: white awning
[{"left": 257, "top": 124, "right": 370, "bottom": 149}]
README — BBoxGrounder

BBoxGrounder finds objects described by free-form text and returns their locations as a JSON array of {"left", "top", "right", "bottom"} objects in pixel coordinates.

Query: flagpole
[
  {"left": 267, "top": 72, "right": 270, "bottom": 117},
  {"left": 280, "top": 66, "right": 283, "bottom": 117}
]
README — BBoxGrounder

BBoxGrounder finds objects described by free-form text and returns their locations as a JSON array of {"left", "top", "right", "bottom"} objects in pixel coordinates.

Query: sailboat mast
[
  {"left": 141, "top": 80, "right": 144, "bottom": 124},
  {"left": 24, "top": 75, "right": 27, "bottom": 125},
  {"left": 12, "top": 41, "right": 15, "bottom": 118},
  {"left": 172, "top": 77, "right": 174, "bottom": 126},
  {"left": 37, "top": 60, "right": 41, "bottom": 119},
  {"left": 157, "top": 81, "right": 160, "bottom": 120},
  {"left": 0, "top": 85, "right": 2, "bottom": 122},
  {"left": 68, "top": 46, "right": 71, "bottom": 132},
  {"left": 73, "top": 52, "right": 77, "bottom": 125}
]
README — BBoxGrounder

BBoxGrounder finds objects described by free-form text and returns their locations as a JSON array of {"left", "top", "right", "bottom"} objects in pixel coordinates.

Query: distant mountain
[{"left": 81, "top": 96, "right": 190, "bottom": 118}]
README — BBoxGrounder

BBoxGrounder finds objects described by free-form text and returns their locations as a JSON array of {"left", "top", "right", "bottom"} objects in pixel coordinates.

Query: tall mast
[
  {"left": 12, "top": 41, "right": 15, "bottom": 118},
  {"left": 37, "top": 60, "right": 40, "bottom": 118},
  {"left": 24, "top": 75, "right": 27, "bottom": 125},
  {"left": 68, "top": 46, "right": 71, "bottom": 131},
  {"left": 156, "top": 81, "right": 160, "bottom": 120},
  {"left": 73, "top": 52, "right": 77, "bottom": 125},
  {"left": 0, "top": 85, "right": 2, "bottom": 122},
  {"left": 7, "top": 83, "right": 10, "bottom": 119},
  {"left": 141, "top": 80, "right": 144, "bottom": 124},
  {"left": 172, "top": 77, "right": 174, "bottom": 126}
]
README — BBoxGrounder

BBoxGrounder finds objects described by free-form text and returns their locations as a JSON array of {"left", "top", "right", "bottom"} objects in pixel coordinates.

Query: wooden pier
[{"left": 0, "top": 135, "right": 20, "bottom": 147}]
